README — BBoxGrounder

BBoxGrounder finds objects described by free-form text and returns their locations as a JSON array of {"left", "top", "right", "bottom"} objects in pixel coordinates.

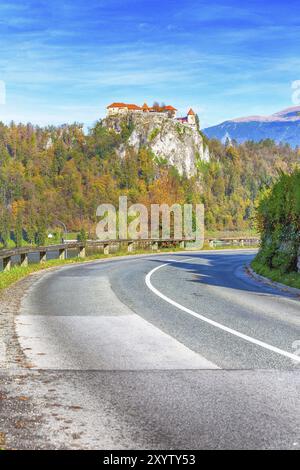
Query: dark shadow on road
[{"left": 146, "top": 251, "right": 298, "bottom": 299}]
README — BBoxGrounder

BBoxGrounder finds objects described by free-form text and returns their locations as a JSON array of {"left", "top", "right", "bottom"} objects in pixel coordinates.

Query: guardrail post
[
  {"left": 103, "top": 243, "right": 110, "bottom": 255},
  {"left": 40, "top": 251, "right": 47, "bottom": 263},
  {"left": 59, "top": 248, "right": 66, "bottom": 260},
  {"left": 3, "top": 256, "right": 11, "bottom": 272},
  {"left": 78, "top": 246, "right": 86, "bottom": 259},
  {"left": 179, "top": 240, "right": 185, "bottom": 249},
  {"left": 20, "top": 253, "right": 28, "bottom": 267},
  {"left": 151, "top": 241, "right": 158, "bottom": 251},
  {"left": 240, "top": 239, "right": 244, "bottom": 247},
  {"left": 127, "top": 241, "right": 134, "bottom": 253}
]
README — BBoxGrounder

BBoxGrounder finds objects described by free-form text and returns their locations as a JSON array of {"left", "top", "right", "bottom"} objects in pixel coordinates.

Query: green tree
[
  {"left": 0, "top": 210, "right": 11, "bottom": 248},
  {"left": 35, "top": 222, "right": 47, "bottom": 246},
  {"left": 77, "top": 228, "right": 87, "bottom": 243},
  {"left": 15, "top": 211, "right": 23, "bottom": 247}
]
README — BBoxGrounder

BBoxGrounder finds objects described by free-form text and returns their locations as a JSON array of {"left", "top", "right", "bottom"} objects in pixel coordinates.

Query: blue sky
[{"left": 0, "top": 0, "right": 300, "bottom": 128}]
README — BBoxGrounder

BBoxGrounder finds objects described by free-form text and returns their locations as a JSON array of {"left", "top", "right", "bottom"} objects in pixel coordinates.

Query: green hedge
[{"left": 255, "top": 169, "right": 300, "bottom": 274}]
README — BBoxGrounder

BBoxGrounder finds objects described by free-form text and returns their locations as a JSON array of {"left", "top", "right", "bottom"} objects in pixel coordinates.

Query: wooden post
[
  {"left": 59, "top": 248, "right": 66, "bottom": 260},
  {"left": 40, "top": 251, "right": 47, "bottom": 263},
  {"left": 103, "top": 243, "right": 110, "bottom": 255},
  {"left": 20, "top": 253, "right": 28, "bottom": 267},
  {"left": 3, "top": 256, "right": 11, "bottom": 272},
  {"left": 78, "top": 246, "right": 86, "bottom": 259}
]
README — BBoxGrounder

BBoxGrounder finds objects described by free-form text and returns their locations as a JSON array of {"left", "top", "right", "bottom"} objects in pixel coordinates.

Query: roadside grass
[
  {"left": 251, "top": 259, "right": 300, "bottom": 290},
  {"left": 0, "top": 258, "right": 81, "bottom": 291}
]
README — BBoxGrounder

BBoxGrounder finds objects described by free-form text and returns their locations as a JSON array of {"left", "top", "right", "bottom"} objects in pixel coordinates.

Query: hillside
[
  {"left": 204, "top": 106, "right": 300, "bottom": 147},
  {"left": 200, "top": 138, "right": 299, "bottom": 232},
  {"left": 102, "top": 112, "right": 209, "bottom": 177},
  {"left": 0, "top": 120, "right": 299, "bottom": 246},
  {"left": 0, "top": 121, "right": 203, "bottom": 244}
]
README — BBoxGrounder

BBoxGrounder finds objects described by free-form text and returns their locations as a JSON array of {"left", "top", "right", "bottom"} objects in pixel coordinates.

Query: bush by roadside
[{"left": 253, "top": 169, "right": 300, "bottom": 286}]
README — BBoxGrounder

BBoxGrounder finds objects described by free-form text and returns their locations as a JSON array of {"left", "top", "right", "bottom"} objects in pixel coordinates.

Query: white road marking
[{"left": 145, "top": 261, "right": 300, "bottom": 363}]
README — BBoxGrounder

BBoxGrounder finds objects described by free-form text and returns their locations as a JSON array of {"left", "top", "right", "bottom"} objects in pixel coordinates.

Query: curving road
[{"left": 15, "top": 250, "right": 300, "bottom": 449}]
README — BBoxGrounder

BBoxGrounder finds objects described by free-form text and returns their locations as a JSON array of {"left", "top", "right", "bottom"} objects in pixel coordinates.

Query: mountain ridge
[{"left": 204, "top": 106, "right": 300, "bottom": 147}]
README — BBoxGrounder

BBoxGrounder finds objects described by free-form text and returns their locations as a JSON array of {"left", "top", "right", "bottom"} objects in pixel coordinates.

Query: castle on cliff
[{"left": 106, "top": 102, "right": 198, "bottom": 128}]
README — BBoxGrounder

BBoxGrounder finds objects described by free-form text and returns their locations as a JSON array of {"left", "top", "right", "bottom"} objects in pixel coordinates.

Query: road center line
[{"left": 145, "top": 261, "right": 300, "bottom": 363}]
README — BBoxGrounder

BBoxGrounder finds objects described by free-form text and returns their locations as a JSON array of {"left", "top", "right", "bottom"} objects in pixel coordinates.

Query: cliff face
[{"left": 102, "top": 113, "right": 209, "bottom": 177}]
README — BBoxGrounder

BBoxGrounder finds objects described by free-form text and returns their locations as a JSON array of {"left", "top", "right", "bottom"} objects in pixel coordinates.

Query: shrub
[
  {"left": 149, "top": 128, "right": 160, "bottom": 142},
  {"left": 77, "top": 228, "right": 87, "bottom": 243},
  {"left": 255, "top": 169, "right": 300, "bottom": 273}
]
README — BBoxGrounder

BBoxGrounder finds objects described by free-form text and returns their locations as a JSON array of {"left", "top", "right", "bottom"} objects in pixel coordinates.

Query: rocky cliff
[{"left": 102, "top": 113, "right": 209, "bottom": 177}]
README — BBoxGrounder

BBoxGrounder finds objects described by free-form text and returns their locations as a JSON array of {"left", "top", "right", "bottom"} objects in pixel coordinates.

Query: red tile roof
[
  {"left": 107, "top": 102, "right": 142, "bottom": 110},
  {"left": 107, "top": 102, "right": 126, "bottom": 108},
  {"left": 187, "top": 108, "right": 195, "bottom": 115},
  {"left": 107, "top": 102, "right": 177, "bottom": 112},
  {"left": 164, "top": 105, "right": 177, "bottom": 111},
  {"left": 127, "top": 104, "right": 142, "bottom": 110}
]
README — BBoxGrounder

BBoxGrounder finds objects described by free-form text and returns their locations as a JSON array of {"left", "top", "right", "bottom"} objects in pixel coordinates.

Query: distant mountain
[{"left": 203, "top": 106, "right": 300, "bottom": 147}]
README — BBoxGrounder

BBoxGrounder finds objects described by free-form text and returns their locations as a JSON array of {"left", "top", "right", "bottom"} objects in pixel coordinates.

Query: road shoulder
[{"left": 247, "top": 265, "right": 300, "bottom": 297}]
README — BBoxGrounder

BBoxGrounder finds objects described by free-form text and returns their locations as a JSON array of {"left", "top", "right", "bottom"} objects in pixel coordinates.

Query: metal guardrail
[
  {"left": 0, "top": 237, "right": 260, "bottom": 272},
  {"left": 0, "top": 238, "right": 190, "bottom": 271},
  {"left": 206, "top": 237, "right": 260, "bottom": 247}
]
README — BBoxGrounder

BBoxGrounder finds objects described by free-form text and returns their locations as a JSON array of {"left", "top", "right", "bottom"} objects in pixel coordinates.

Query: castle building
[
  {"left": 107, "top": 102, "right": 142, "bottom": 115},
  {"left": 106, "top": 102, "right": 198, "bottom": 127},
  {"left": 142, "top": 103, "right": 150, "bottom": 112},
  {"left": 106, "top": 102, "right": 177, "bottom": 118},
  {"left": 176, "top": 108, "right": 198, "bottom": 128},
  {"left": 187, "top": 108, "right": 196, "bottom": 126}
]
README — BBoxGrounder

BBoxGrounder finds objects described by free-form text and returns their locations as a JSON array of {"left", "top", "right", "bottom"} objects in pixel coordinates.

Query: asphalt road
[{"left": 14, "top": 250, "right": 300, "bottom": 449}]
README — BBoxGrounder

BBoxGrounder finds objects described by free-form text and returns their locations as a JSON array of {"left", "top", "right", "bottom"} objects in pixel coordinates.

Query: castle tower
[
  {"left": 187, "top": 108, "right": 197, "bottom": 127},
  {"left": 142, "top": 102, "right": 150, "bottom": 112}
]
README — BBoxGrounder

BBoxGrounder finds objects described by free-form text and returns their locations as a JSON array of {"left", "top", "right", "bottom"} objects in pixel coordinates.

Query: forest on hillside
[
  {"left": 202, "top": 138, "right": 299, "bottom": 232},
  {"left": 0, "top": 120, "right": 299, "bottom": 247}
]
